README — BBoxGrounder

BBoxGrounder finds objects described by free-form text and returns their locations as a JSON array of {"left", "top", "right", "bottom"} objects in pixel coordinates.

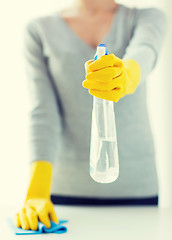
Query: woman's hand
[
  {"left": 13, "top": 161, "right": 56, "bottom": 230},
  {"left": 83, "top": 54, "right": 141, "bottom": 102},
  {"left": 14, "top": 198, "right": 58, "bottom": 230}
]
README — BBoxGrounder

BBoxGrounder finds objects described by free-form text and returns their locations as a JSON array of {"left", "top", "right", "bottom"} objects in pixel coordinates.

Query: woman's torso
[{"left": 29, "top": 4, "right": 159, "bottom": 198}]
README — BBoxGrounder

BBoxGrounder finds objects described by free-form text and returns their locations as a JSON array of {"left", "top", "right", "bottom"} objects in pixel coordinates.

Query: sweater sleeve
[
  {"left": 123, "top": 7, "right": 167, "bottom": 84},
  {"left": 23, "top": 20, "right": 62, "bottom": 164}
]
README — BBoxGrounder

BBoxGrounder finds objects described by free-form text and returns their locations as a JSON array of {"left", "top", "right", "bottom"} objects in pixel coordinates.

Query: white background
[{"left": 0, "top": 0, "right": 171, "bottom": 208}]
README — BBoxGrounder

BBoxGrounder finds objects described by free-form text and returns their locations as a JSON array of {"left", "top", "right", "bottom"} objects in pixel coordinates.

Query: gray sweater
[{"left": 24, "top": 4, "right": 166, "bottom": 198}]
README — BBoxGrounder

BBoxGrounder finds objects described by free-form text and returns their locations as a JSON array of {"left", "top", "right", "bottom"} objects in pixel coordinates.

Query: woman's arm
[
  {"left": 123, "top": 7, "right": 167, "bottom": 84},
  {"left": 24, "top": 20, "right": 62, "bottom": 164},
  {"left": 83, "top": 8, "right": 166, "bottom": 102},
  {"left": 14, "top": 19, "right": 62, "bottom": 230}
]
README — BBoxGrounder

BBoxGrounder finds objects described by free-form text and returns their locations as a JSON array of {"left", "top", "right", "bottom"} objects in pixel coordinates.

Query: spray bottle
[{"left": 89, "top": 44, "right": 119, "bottom": 183}]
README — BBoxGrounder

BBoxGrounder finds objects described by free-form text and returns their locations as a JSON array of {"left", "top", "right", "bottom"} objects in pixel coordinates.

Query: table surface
[{"left": 0, "top": 204, "right": 172, "bottom": 240}]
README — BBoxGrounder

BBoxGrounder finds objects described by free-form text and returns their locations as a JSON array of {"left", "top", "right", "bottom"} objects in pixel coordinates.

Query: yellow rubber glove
[
  {"left": 82, "top": 54, "right": 141, "bottom": 102},
  {"left": 14, "top": 161, "right": 58, "bottom": 230}
]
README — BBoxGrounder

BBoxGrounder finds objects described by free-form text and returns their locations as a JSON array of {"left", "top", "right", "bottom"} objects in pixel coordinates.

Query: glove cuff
[
  {"left": 123, "top": 59, "right": 141, "bottom": 94},
  {"left": 25, "top": 161, "right": 52, "bottom": 201}
]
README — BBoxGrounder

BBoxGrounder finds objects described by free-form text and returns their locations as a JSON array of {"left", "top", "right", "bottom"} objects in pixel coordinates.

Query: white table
[{"left": 0, "top": 205, "right": 172, "bottom": 240}]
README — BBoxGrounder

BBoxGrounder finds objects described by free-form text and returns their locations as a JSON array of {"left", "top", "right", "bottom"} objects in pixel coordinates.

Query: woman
[{"left": 14, "top": 0, "right": 166, "bottom": 231}]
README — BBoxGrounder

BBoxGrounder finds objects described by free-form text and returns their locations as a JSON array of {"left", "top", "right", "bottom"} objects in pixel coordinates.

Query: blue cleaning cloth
[{"left": 7, "top": 218, "right": 68, "bottom": 235}]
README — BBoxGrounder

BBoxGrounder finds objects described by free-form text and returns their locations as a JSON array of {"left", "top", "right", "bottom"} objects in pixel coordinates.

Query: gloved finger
[
  {"left": 26, "top": 206, "right": 38, "bottom": 231},
  {"left": 49, "top": 208, "right": 58, "bottom": 223},
  {"left": 89, "top": 89, "right": 125, "bottom": 103},
  {"left": 82, "top": 78, "right": 122, "bottom": 91},
  {"left": 13, "top": 213, "right": 21, "bottom": 228},
  {"left": 87, "top": 54, "right": 123, "bottom": 72},
  {"left": 38, "top": 211, "right": 51, "bottom": 229},
  {"left": 19, "top": 208, "right": 30, "bottom": 230},
  {"left": 85, "top": 59, "right": 94, "bottom": 73},
  {"left": 86, "top": 67, "right": 122, "bottom": 82}
]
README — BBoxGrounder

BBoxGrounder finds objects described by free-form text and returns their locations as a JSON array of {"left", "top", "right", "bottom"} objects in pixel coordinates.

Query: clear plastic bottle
[{"left": 89, "top": 44, "right": 119, "bottom": 183}]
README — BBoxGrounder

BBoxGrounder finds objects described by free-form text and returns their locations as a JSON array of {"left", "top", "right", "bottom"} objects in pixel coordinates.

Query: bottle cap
[{"left": 94, "top": 44, "right": 109, "bottom": 60}]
